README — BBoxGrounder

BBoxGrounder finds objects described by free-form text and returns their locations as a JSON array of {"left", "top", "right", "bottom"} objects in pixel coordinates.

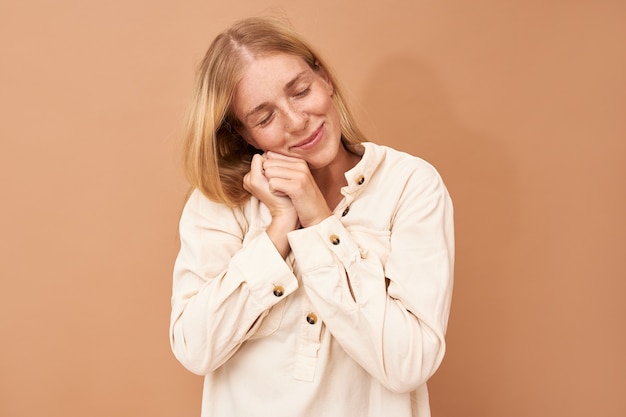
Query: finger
[
  {"left": 267, "top": 177, "right": 292, "bottom": 196},
  {"left": 245, "top": 155, "right": 271, "bottom": 193},
  {"left": 242, "top": 172, "right": 252, "bottom": 193},
  {"left": 250, "top": 153, "right": 265, "bottom": 173},
  {"left": 263, "top": 165, "right": 308, "bottom": 184},
  {"left": 262, "top": 158, "right": 309, "bottom": 176},
  {"left": 265, "top": 151, "right": 304, "bottom": 163}
]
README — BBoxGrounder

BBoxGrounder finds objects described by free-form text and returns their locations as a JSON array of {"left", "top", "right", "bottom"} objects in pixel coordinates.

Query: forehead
[
  {"left": 233, "top": 54, "right": 312, "bottom": 111},
  {"left": 239, "top": 53, "right": 310, "bottom": 86}
]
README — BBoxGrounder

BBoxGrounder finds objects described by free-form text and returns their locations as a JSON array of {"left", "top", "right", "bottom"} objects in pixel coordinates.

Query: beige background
[{"left": 1, "top": 1, "right": 624, "bottom": 416}]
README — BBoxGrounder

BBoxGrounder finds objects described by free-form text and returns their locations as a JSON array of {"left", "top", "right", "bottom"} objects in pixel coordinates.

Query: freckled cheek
[
  {"left": 316, "top": 95, "right": 335, "bottom": 113},
  {"left": 253, "top": 129, "right": 285, "bottom": 150},
  {"left": 295, "top": 92, "right": 332, "bottom": 114}
]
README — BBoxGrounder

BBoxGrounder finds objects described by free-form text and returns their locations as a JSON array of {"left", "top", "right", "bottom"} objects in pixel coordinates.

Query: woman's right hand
[{"left": 243, "top": 153, "right": 298, "bottom": 257}]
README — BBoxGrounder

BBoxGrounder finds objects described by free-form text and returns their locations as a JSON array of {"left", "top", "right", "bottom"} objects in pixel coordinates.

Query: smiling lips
[{"left": 291, "top": 124, "right": 324, "bottom": 151}]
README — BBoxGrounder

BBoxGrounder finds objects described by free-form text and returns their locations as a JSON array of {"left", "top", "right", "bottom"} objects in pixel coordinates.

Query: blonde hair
[{"left": 182, "top": 16, "right": 366, "bottom": 207}]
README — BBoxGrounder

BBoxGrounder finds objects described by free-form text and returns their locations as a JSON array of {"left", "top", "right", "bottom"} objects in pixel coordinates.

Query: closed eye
[
  {"left": 294, "top": 86, "right": 311, "bottom": 98},
  {"left": 257, "top": 112, "right": 274, "bottom": 127}
]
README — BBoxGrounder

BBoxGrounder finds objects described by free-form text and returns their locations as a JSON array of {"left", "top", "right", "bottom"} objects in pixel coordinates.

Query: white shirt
[{"left": 170, "top": 142, "right": 454, "bottom": 417}]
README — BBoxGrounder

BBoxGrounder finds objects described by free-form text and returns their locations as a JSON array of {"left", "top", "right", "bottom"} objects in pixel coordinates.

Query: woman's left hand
[{"left": 262, "top": 152, "right": 332, "bottom": 228}]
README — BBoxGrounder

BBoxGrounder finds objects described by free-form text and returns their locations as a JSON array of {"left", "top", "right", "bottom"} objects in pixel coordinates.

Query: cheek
[
  {"left": 324, "top": 98, "right": 342, "bottom": 128},
  {"left": 296, "top": 91, "right": 336, "bottom": 119},
  {"left": 315, "top": 91, "right": 335, "bottom": 112},
  {"left": 248, "top": 128, "right": 284, "bottom": 150},
  {"left": 237, "top": 128, "right": 259, "bottom": 149}
]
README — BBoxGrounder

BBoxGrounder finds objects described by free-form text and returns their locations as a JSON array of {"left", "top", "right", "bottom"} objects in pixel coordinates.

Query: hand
[
  {"left": 243, "top": 154, "right": 298, "bottom": 258},
  {"left": 261, "top": 152, "right": 332, "bottom": 228},
  {"left": 243, "top": 154, "right": 297, "bottom": 220}
]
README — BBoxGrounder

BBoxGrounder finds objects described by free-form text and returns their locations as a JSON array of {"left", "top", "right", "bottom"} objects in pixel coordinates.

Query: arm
[
  {"left": 287, "top": 165, "right": 454, "bottom": 393},
  {"left": 169, "top": 190, "right": 298, "bottom": 375}
]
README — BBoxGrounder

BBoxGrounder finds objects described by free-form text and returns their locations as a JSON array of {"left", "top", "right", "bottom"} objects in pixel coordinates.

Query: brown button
[
  {"left": 273, "top": 285, "right": 284, "bottom": 297},
  {"left": 329, "top": 234, "right": 340, "bottom": 245},
  {"left": 306, "top": 313, "right": 318, "bottom": 325},
  {"left": 341, "top": 207, "right": 350, "bottom": 217},
  {"left": 355, "top": 175, "right": 365, "bottom": 185}
]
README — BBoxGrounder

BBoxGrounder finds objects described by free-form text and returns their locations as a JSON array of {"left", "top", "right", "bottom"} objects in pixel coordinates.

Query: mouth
[{"left": 291, "top": 124, "right": 324, "bottom": 151}]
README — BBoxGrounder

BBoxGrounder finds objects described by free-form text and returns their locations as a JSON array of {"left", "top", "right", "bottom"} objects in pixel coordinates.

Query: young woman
[{"left": 170, "top": 16, "right": 454, "bottom": 417}]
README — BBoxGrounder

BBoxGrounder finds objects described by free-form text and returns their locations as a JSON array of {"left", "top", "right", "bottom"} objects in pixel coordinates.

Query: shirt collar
[{"left": 341, "top": 142, "right": 384, "bottom": 199}]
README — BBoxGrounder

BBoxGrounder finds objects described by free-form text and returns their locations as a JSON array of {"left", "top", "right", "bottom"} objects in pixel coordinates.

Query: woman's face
[{"left": 232, "top": 53, "right": 343, "bottom": 170}]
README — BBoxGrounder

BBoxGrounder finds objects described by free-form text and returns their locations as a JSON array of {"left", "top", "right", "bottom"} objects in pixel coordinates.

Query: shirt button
[
  {"left": 341, "top": 207, "right": 350, "bottom": 217},
  {"left": 273, "top": 285, "right": 284, "bottom": 297},
  {"left": 355, "top": 175, "right": 365, "bottom": 185},
  {"left": 306, "top": 313, "right": 318, "bottom": 325},
  {"left": 329, "top": 234, "right": 340, "bottom": 245}
]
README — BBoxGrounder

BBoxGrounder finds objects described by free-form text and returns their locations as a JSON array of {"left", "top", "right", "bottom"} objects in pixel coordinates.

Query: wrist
[
  {"left": 266, "top": 215, "right": 298, "bottom": 259},
  {"left": 270, "top": 211, "right": 299, "bottom": 231},
  {"left": 299, "top": 210, "right": 332, "bottom": 228}
]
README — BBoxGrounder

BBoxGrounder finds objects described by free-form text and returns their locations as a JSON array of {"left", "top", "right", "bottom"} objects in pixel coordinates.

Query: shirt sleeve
[
  {"left": 287, "top": 166, "right": 454, "bottom": 393},
  {"left": 170, "top": 190, "right": 298, "bottom": 375}
]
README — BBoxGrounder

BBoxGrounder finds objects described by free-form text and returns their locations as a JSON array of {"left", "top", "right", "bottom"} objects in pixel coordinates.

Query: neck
[{"left": 311, "top": 143, "right": 361, "bottom": 209}]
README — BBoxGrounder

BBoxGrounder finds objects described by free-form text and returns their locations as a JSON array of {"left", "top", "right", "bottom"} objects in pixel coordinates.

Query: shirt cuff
[
  {"left": 287, "top": 216, "right": 362, "bottom": 272},
  {"left": 233, "top": 231, "right": 298, "bottom": 307}
]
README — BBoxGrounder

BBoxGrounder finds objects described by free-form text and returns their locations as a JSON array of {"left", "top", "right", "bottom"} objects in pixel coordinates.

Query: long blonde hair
[{"left": 182, "top": 16, "right": 366, "bottom": 207}]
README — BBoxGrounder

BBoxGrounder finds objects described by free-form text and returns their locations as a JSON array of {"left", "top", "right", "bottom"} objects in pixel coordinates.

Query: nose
[{"left": 284, "top": 103, "right": 308, "bottom": 133}]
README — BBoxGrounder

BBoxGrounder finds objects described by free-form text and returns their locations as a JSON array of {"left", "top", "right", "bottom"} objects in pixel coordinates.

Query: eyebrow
[{"left": 244, "top": 71, "right": 309, "bottom": 121}]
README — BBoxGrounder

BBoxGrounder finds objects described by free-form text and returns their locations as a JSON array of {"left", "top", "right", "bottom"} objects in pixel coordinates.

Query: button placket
[{"left": 294, "top": 300, "right": 323, "bottom": 382}]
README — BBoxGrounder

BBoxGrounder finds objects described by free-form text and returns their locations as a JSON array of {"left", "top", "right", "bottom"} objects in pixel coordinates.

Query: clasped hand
[{"left": 243, "top": 152, "right": 332, "bottom": 229}]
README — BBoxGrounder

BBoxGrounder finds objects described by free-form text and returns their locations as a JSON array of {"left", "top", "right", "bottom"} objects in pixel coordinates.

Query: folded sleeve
[
  {"left": 170, "top": 190, "right": 298, "bottom": 375},
  {"left": 287, "top": 165, "right": 454, "bottom": 393}
]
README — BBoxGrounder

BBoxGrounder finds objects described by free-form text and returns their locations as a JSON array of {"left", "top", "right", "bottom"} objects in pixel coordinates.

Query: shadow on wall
[{"left": 359, "top": 54, "right": 520, "bottom": 415}]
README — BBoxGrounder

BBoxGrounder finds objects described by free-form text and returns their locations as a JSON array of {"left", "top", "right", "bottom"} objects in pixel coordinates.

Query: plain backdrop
[{"left": 1, "top": 1, "right": 624, "bottom": 416}]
